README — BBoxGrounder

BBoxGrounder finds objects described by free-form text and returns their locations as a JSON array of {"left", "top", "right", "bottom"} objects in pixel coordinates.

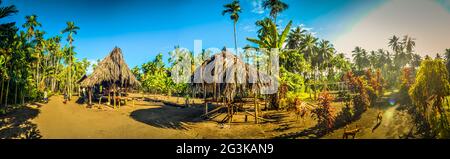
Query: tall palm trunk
[
  {"left": 36, "top": 50, "right": 40, "bottom": 90},
  {"left": 233, "top": 21, "right": 238, "bottom": 56},
  {"left": 5, "top": 77, "right": 10, "bottom": 106},
  {"left": 0, "top": 79, "right": 4, "bottom": 106},
  {"left": 0, "top": 60, "right": 5, "bottom": 105},
  {"left": 14, "top": 80, "right": 18, "bottom": 105},
  {"left": 68, "top": 44, "right": 72, "bottom": 100},
  {"left": 52, "top": 53, "right": 57, "bottom": 92},
  {"left": 274, "top": 16, "right": 277, "bottom": 27},
  {"left": 230, "top": 21, "right": 238, "bottom": 122},
  {"left": 55, "top": 56, "right": 60, "bottom": 92}
]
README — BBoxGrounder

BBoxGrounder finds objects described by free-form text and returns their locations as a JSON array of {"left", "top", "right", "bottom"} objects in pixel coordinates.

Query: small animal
[
  {"left": 376, "top": 111, "right": 383, "bottom": 123},
  {"left": 343, "top": 125, "right": 361, "bottom": 139},
  {"left": 372, "top": 111, "right": 383, "bottom": 133}
]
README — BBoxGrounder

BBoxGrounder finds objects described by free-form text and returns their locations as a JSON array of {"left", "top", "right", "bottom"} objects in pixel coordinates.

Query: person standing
[{"left": 43, "top": 90, "right": 48, "bottom": 103}]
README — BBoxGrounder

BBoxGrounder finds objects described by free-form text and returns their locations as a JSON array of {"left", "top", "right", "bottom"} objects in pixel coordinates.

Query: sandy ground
[
  {"left": 30, "top": 96, "right": 195, "bottom": 138},
  {"left": 1, "top": 94, "right": 414, "bottom": 139},
  {"left": 20, "top": 95, "right": 310, "bottom": 139}
]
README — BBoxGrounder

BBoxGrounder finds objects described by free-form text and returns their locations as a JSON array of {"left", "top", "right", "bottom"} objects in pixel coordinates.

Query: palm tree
[
  {"left": 300, "top": 33, "right": 317, "bottom": 99},
  {"left": 22, "top": 15, "right": 41, "bottom": 41},
  {"left": 302, "top": 34, "right": 317, "bottom": 61},
  {"left": 445, "top": 49, "right": 450, "bottom": 78},
  {"left": 61, "top": 21, "right": 80, "bottom": 99},
  {"left": 262, "top": 0, "right": 289, "bottom": 24},
  {"left": 286, "top": 26, "right": 306, "bottom": 50},
  {"left": 368, "top": 50, "right": 377, "bottom": 69},
  {"left": 352, "top": 46, "right": 366, "bottom": 71},
  {"left": 375, "top": 49, "right": 386, "bottom": 69},
  {"left": 317, "top": 40, "right": 334, "bottom": 71},
  {"left": 403, "top": 35, "right": 416, "bottom": 54},
  {"left": 0, "top": 0, "right": 18, "bottom": 105},
  {"left": 47, "top": 36, "right": 62, "bottom": 91},
  {"left": 32, "top": 30, "right": 45, "bottom": 89},
  {"left": 388, "top": 35, "right": 400, "bottom": 53},
  {"left": 410, "top": 53, "right": 421, "bottom": 69},
  {"left": 0, "top": 0, "right": 18, "bottom": 36},
  {"left": 222, "top": 0, "right": 241, "bottom": 55}
]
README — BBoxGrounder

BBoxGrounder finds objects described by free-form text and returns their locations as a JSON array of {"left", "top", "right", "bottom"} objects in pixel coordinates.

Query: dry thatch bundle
[
  {"left": 192, "top": 50, "right": 274, "bottom": 102},
  {"left": 80, "top": 47, "right": 141, "bottom": 88}
]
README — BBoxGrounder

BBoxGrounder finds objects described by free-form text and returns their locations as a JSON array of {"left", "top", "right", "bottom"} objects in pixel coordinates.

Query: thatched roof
[
  {"left": 80, "top": 47, "right": 141, "bottom": 88},
  {"left": 192, "top": 49, "right": 275, "bottom": 101}
]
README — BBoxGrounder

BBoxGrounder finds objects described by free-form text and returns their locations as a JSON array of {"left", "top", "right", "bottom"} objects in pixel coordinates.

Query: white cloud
[
  {"left": 243, "top": 24, "right": 256, "bottom": 32},
  {"left": 332, "top": 0, "right": 450, "bottom": 57},
  {"left": 251, "top": 0, "right": 265, "bottom": 14}
]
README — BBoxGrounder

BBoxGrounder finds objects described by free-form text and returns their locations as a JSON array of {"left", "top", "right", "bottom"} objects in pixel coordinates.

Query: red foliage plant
[
  {"left": 312, "top": 91, "right": 336, "bottom": 129},
  {"left": 401, "top": 67, "right": 414, "bottom": 88}
]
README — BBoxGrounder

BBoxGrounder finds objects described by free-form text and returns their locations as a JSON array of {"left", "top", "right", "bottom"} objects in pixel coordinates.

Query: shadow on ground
[
  {"left": 130, "top": 104, "right": 205, "bottom": 130},
  {"left": 0, "top": 105, "right": 42, "bottom": 139}
]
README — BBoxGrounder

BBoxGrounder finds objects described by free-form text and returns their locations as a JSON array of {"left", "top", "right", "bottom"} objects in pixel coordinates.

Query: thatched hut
[
  {"left": 80, "top": 47, "right": 141, "bottom": 108},
  {"left": 192, "top": 49, "right": 275, "bottom": 123}
]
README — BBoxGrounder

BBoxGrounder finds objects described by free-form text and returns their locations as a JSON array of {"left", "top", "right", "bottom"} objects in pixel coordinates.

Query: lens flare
[{"left": 388, "top": 99, "right": 396, "bottom": 106}]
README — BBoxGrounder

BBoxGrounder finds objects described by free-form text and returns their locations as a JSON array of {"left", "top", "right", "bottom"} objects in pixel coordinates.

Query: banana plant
[{"left": 246, "top": 20, "right": 292, "bottom": 49}]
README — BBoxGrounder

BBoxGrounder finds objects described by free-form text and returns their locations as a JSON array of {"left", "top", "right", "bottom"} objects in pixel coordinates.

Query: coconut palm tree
[
  {"left": 302, "top": 34, "right": 317, "bottom": 61},
  {"left": 262, "top": 0, "right": 289, "bottom": 24},
  {"left": 410, "top": 53, "right": 421, "bottom": 69},
  {"left": 403, "top": 35, "right": 415, "bottom": 64},
  {"left": 0, "top": 0, "right": 18, "bottom": 37},
  {"left": 352, "top": 46, "right": 367, "bottom": 71},
  {"left": 32, "top": 30, "right": 45, "bottom": 89},
  {"left": 286, "top": 26, "right": 306, "bottom": 50},
  {"left": 222, "top": 0, "right": 241, "bottom": 55},
  {"left": 47, "top": 36, "right": 62, "bottom": 91},
  {"left": 0, "top": 0, "right": 18, "bottom": 105},
  {"left": 22, "top": 15, "right": 41, "bottom": 41},
  {"left": 445, "top": 48, "right": 450, "bottom": 78},
  {"left": 388, "top": 35, "right": 400, "bottom": 53},
  {"left": 368, "top": 50, "right": 377, "bottom": 69},
  {"left": 317, "top": 40, "right": 334, "bottom": 71},
  {"left": 61, "top": 21, "right": 79, "bottom": 99}
]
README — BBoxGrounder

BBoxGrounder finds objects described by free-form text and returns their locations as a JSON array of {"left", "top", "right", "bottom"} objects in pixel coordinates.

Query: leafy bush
[
  {"left": 311, "top": 91, "right": 335, "bottom": 130},
  {"left": 409, "top": 59, "right": 450, "bottom": 138}
]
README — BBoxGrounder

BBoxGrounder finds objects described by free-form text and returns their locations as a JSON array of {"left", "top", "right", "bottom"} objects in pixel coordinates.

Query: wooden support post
[
  {"left": 230, "top": 104, "right": 234, "bottom": 123},
  {"left": 264, "top": 95, "right": 267, "bottom": 111},
  {"left": 254, "top": 93, "right": 258, "bottom": 124},
  {"left": 113, "top": 85, "right": 116, "bottom": 109},
  {"left": 88, "top": 87, "right": 92, "bottom": 106},
  {"left": 213, "top": 82, "right": 216, "bottom": 104},
  {"left": 118, "top": 93, "right": 121, "bottom": 108},
  {"left": 204, "top": 82, "right": 208, "bottom": 115},
  {"left": 108, "top": 89, "right": 111, "bottom": 106},
  {"left": 218, "top": 84, "right": 221, "bottom": 105}
]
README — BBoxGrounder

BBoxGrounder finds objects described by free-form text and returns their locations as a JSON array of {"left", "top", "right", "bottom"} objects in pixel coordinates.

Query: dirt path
[{"left": 322, "top": 104, "right": 414, "bottom": 139}]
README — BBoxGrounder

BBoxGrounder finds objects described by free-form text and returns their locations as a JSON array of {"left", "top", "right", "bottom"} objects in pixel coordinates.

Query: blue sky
[{"left": 2, "top": 0, "right": 450, "bottom": 69}]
